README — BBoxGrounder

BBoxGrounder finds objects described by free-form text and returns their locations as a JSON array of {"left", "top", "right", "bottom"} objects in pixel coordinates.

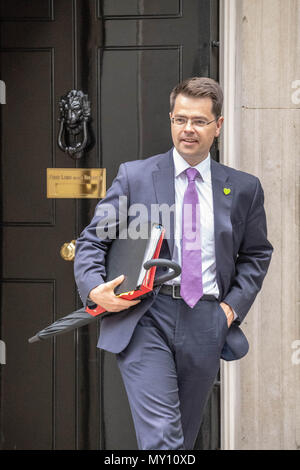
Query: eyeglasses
[{"left": 170, "top": 116, "right": 218, "bottom": 129}]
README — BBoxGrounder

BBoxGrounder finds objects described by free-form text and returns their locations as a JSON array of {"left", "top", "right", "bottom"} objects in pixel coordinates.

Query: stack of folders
[{"left": 86, "top": 223, "right": 165, "bottom": 317}]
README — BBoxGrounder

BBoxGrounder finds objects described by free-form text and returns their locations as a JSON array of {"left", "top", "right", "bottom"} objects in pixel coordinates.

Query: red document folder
[{"left": 86, "top": 223, "right": 166, "bottom": 317}]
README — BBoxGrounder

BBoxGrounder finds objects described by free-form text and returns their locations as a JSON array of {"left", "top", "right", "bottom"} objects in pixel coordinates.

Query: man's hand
[
  {"left": 89, "top": 275, "right": 141, "bottom": 312},
  {"left": 219, "top": 302, "right": 234, "bottom": 328}
]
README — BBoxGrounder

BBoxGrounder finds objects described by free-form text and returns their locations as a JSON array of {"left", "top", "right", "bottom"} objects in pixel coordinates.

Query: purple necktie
[{"left": 180, "top": 167, "right": 203, "bottom": 308}]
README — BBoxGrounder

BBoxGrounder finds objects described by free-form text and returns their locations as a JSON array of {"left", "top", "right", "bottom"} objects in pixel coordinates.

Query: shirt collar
[{"left": 172, "top": 147, "right": 211, "bottom": 182}]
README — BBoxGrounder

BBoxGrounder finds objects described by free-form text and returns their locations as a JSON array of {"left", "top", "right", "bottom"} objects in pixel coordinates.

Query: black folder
[{"left": 86, "top": 222, "right": 181, "bottom": 317}]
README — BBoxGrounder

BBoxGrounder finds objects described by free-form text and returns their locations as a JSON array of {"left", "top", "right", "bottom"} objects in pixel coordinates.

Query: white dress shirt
[{"left": 165, "top": 148, "right": 219, "bottom": 298}]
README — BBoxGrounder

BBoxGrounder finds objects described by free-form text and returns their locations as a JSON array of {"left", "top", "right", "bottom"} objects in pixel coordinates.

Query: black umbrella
[{"left": 28, "top": 259, "right": 181, "bottom": 343}]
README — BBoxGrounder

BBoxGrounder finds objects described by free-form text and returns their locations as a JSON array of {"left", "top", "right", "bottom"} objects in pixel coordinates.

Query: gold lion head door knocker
[{"left": 58, "top": 90, "right": 91, "bottom": 160}]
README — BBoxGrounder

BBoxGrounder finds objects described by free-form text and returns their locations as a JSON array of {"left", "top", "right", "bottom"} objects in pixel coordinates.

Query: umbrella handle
[{"left": 143, "top": 259, "right": 181, "bottom": 287}]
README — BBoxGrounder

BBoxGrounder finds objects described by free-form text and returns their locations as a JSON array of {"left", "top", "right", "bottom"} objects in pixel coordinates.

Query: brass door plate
[{"left": 47, "top": 168, "right": 106, "bottom": 198}]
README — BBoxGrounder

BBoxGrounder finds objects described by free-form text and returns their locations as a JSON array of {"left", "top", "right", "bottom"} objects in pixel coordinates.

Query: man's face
[{"left": 169, "top": 94, "right": 224, "bottom": 164}]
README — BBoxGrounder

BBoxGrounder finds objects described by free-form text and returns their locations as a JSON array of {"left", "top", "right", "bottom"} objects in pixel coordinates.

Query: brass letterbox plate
[{"left": 47, "top": 168, "right": 106, "bottom": 198}]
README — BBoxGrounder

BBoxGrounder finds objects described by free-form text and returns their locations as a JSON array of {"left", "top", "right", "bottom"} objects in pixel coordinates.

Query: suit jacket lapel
[
  {"left": 152, "top": 149, "right": 175, "bottom": 256},
  {"left": 210, "top": 158, "right": 234, "bottom": 298}
]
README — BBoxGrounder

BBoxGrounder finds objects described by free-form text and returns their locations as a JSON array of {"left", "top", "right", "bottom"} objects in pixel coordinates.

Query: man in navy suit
[{"left": 74, "top": 77, "right": 273, "bottom": 450}]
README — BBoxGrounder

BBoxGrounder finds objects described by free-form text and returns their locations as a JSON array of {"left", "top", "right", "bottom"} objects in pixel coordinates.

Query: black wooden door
[{"left": 0, "top": 0, "right": 219, "bottom": 450}]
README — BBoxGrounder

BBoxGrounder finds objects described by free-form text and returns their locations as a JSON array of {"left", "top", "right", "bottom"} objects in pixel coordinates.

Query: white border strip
[{"left": 219, "top": 0, "right": 240, "bottom": 451}]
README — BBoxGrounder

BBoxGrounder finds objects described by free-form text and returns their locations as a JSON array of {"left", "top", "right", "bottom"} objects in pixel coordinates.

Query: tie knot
[{"left": 185, "top": 167, "right": 199, "bottom": 182}]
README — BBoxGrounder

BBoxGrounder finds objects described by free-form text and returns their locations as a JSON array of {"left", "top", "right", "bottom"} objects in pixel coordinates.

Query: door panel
[
  {"left": 102, "top": 0, "right": 181, "bottom": 17},
  {"left": 2, "top": 281, "right": 53, "bottom": 450},
  {"left": 101, "top": 46, "right": 180, "bottom": 169},
  {"left": 0, "top": 0, "right": 54, "bottom": 21},
  {"left": 0, "top": 0, "right": 220, "bottom": 450}
]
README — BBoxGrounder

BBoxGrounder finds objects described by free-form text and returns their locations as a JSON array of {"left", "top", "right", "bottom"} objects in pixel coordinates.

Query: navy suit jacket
[{"left": 74, "top": 149, "right": 273, "bottom": 361}]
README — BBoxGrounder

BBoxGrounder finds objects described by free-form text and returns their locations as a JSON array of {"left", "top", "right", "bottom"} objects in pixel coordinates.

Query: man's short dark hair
[{"left": 170, "top": 77, "right": 223, "bottom": 118}]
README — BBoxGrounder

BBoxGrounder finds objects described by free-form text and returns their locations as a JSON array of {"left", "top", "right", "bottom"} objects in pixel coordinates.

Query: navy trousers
[{"left": 116, "top": 293, "right": 229, "bottom": 450}]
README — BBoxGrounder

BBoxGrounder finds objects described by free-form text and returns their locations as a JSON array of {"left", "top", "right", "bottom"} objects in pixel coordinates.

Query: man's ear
[{"left": 215, "top": 116, "right": 224, "bottom": 137}]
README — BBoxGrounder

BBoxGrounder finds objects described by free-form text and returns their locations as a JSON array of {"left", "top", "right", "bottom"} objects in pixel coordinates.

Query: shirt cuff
[{"left": 232, "top": 309, "right": 238, "bottom": 321}]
